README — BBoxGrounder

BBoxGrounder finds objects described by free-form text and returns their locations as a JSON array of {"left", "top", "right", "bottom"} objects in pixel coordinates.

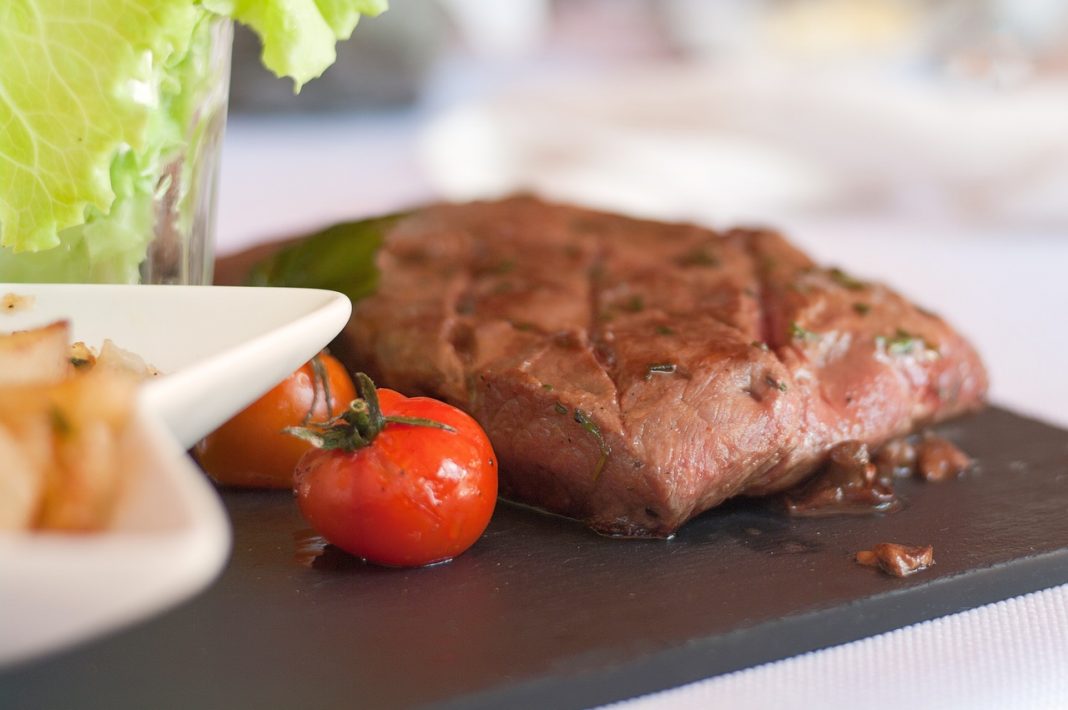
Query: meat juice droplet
[
  {"left": 293, "top": 529, "right": 373, "bottom": 570},
  {"left": 293, "top": 529, "right": 329, "bottom": 567}
]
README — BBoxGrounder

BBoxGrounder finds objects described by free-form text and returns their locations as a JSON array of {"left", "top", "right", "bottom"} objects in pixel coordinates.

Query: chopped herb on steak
[
  {"left": 788, "top": 321, "right": 820, "bottom": 343},
  {"left": 645, "top": 363, "right": 677, "bottom": 379}
]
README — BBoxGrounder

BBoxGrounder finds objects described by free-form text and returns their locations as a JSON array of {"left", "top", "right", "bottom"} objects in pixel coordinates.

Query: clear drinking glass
[
  {"left": 0, "top": 18, "right": 232, "bottom": 286},
  {"left": 142, "top": 18, "right": 233, "bottom": 286}
]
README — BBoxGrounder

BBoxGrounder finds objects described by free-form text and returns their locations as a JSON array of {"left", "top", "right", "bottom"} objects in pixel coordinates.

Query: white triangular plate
[{"left": 0, "top": 284, "right": 351, "bottom": 667}]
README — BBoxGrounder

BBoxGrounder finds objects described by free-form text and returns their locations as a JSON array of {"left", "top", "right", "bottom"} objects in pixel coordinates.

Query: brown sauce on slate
[
  {"left": 783, "top": 432, "right": 972, "bottom": 517},
  {"left": 915, "top": 434, "right": 972, "bottom": 482},
  {"left": 784, "top": 441, "right": 899, "bottom": 516},
  {"left": 856, "top": 543, "right": 935, "bottom": 577},
  {"left": 873, "top": 437, "right": 917, "bottom": 482}
]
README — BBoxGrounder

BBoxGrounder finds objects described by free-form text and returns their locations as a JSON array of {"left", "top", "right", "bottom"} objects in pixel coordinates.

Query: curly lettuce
[
  {"left": 0, "top": 0, "right": 386, "bottom": 282},
  {"left": 203, "top": 0, "right": 387, "bottom": 89}
]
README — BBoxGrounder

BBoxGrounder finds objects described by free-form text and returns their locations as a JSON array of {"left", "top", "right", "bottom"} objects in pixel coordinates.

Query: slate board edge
[{"left": 435, "top": 548, "right": 1068, "bottom": 710}]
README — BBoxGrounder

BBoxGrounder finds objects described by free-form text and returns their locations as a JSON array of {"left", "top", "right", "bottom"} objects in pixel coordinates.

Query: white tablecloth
[{"left": 218, "top": 112, "right": 1068, "bottom": 710}]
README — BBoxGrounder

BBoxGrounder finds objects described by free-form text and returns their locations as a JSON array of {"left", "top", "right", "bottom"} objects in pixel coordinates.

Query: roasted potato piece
[
  {"left": 95, "top": 339, "right": 159, "bottom": 379},
  {"left": 45, "top": 372, "right": 137, "bottom": 530},
  {"left": 0, "top": 320, "right": 72, "bottom": 385},
  {"left": 69, "top": 341, "right": 96, "bottom": 369},
  {"left": 0, "top": 423, "right": 43, "bottom": 530},
  {"left": 0, "top": 371, "right": 137, "bottom": 531},
  {"left": 0, "top": 321, "right": 145, "bottom": 532}
]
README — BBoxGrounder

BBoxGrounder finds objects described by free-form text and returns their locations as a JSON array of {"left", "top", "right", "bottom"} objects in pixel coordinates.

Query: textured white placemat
[{"left": 609, "top": 584, "right": 1068, "bottom": 710}]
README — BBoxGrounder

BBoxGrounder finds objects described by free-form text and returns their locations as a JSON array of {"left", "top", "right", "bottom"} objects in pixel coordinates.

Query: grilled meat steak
[{"left": 339, "top": 197, "right": 987, "bottom": 537}]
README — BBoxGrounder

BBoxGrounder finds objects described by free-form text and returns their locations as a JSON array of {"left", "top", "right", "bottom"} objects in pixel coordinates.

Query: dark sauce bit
[
  {"left": 856, "top": 543, "right": 934, "bottom": 578},
  {"left": 873, "top": 436, "right": 917, "bottom": 482},
  {"left": 784, "top": 441, "right": 899, "bottom": 516},
  {"left": 784, "top": 433, "right": 973, "bottom": 516},
  {"left": 871, "top": 432, "right": 970, "bottom": 482},
  {"left": 915, "top": 434, "right": 972, "bottom": 482}
]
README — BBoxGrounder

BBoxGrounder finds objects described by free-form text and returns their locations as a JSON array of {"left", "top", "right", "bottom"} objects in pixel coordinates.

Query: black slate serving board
[{"left": 3, "top": 407, "right": 1068, "bottom": 709}]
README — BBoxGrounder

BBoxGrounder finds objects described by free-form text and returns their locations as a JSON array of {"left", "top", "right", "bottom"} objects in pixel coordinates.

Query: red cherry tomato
[
  {"left": 292, "top": 375, "right": 497, "bottom": 567},
  {"left": 196, "top": 353, "right": 356, "bottom": 488}
]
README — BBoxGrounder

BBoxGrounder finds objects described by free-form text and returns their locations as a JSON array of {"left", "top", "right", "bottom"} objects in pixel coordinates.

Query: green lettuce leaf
[
  {"left": 202, "top": 0, "right": 387, "bottom": 89},
  {"left": 0, "top": 1, "right": 199, "bottom": 253},
  {"left": 316, "top": 0, "right": 390, "bottom": 40},
  {"left": 0, "top": 0, "right": 385, "bottom": 281},
  {"left": 0, "top": 11, "right": 220, "bottom": 282}
]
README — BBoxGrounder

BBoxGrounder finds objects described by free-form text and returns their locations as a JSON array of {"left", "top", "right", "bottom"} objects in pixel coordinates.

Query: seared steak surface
[{"left": 342, "top": 197, "right": 987, "bottom": 536}]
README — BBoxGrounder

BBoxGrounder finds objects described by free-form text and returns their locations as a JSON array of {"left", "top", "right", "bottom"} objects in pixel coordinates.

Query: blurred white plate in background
[
  {"left": 420, "top": 63, "right": 1068, "bottom": 230},
  {"left": 0, "top": 284, "right": 351, "bottom": 667}
]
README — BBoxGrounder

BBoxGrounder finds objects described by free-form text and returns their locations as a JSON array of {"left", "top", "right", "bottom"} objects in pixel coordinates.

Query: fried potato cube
[
  {"left": 0, "top": 423, "right": 44, "bottom": 530},
  {"left": 0, "top": 320, "right": 72, "bottom": 385},
  {"left": 0, "top": 371, "right": 137, "bottom": 531}
]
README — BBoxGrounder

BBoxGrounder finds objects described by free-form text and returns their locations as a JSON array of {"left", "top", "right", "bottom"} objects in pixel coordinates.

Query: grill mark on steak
[
  {"left": 575, "top": 218, "right": 627, "bottom": 492},
  {"left": 725, "top": 226, "right": 816, "bottom": 386},
  {"left": 586, "top": 234, "right": 621, "bottom": 398},
  {"left": 446, "top": 240, "right": 477, "bottom": 370},
  {"left": 582, "top": 215, "right": 767, "bottom": 516}
]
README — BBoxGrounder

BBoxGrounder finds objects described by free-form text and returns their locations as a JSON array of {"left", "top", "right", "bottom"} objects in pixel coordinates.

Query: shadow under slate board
[{"left": 2, "top": 407, "right": 1068, "bottom": 710}]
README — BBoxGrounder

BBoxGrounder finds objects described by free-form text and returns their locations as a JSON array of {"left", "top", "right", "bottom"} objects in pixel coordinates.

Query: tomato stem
[
  {"left": 285, "top": 372, "right": 455, "bottom": 452},
  {"left": 384, "top": 415, "right": 456, "bottom": 430}
]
